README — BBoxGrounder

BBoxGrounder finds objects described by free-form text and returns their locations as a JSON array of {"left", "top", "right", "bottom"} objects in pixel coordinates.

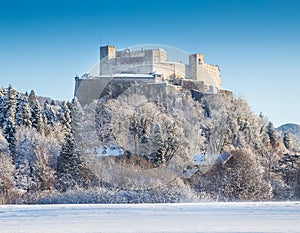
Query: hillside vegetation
[{"left": 0, "top": 84, "right": 299, "bottom": 204}]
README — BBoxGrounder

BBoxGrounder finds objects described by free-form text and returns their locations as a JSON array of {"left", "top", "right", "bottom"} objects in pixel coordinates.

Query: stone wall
[
  {"left": 74, "top": 75, "right": 167, "bottom": 105},
  {"left": 74, "top": 76, "right": 114, "bottom": 105}
]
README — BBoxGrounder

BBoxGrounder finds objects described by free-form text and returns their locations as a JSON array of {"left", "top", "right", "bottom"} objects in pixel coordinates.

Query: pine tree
[
  {"left": 3, "top": 85, "right": 17, "bottom": 161},
  {"left": 23, "top": 94, "right": 32, "bottom": 128},
  {"left": 30, "top": 98, "right": 43, "bottom": 134},
  {"left": 15, "top": 93, "right": 32, "bottom": 128},
  {"left": 42, "top": 101, "right": 56, "bottom": 127},
  {"left": 42, "top": 115, "right": 50, "bottom": 136},
  {"left": 283, "top": 132, "right": 293, "bottom": 151},
  {"left": 0, "top": 88, "right": 7, "bottom": 128},
  {"left": 57, "top": 101, "right": 72, "bottom": 136},
  {"left": 149, "top": 123, "right": 164, "bottom": 165},
  {"left": 15, "top": 160, "right": 34, "bottom": 192},
  {"left": 28, "top": 90, "right": 36, "bottom": 107},
  {"left": 266, "top": 122, "right": 278, "bottom": 147},
  {"left": 15, "top": 92, "right": 23, "bottom": 126},
  {"left": 56, "top": 131, "right": 83, "bottom": 191},
  {"left": 276, "top": 153, "right": 300, "bottom": 198}
]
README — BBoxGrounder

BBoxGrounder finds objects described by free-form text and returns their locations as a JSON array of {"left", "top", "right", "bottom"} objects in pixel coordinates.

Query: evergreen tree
[
  {"left": 42, "top": 115, "right": 50, "bottom": 136},
  {"left": 57, "top": 101, "right": 72, "bottom": 136},
  {"left": 15, "top": 92, "right": 23, "bottom": 126},
  {"left": 30, "top": 98, "right": 43, "bottom": 134},
  {"left": 283, "top": 132, "right": 293, "bottom": 151},
  {"left": 23, "top": 94, "right": 32, "bottom": 128},
  {"left": 0, "top": 88, "right": 7, "bottom": 128},
  {"left": 28, "top": 90, "right": 36, "bottom": 107},
  {"left": 56, "top": 131, "right": 83, "bottom": 191},
  {"left": 3, "top": 85, "right": 17, "bottom": 161},
  {"left": 15, "top": 93, "right": 32, "bottom": 128},
  {"left": 15, "top": 160, "right": 34, "bottom": 192},
  {"left": 149, "top": 123, "right": 164, "bottom": 165},
  {"left": 266, "top": 122, "right": 278, "bottom": 147},
  {"left": 276, "top": 153, "right": 300, "bottom": 198},
  {"left": 42, "top": 101, "right": 56, "bottom": 127}
]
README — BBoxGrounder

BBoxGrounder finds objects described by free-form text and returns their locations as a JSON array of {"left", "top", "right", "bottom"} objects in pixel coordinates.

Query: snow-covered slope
[{"left": 277, "top": 123, "right": 300, "bottom": 140}]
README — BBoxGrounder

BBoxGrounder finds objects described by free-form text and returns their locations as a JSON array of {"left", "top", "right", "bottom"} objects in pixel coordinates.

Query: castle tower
[
  {"left": 100, "top": 45, "right": 116, "bottom": 75},
  {"left": 189, "top": 53, "right": 221, "bottom": 92},
  {"left": 189, "top": 54, "right": 204, "bottom": 80},
  {"left": 100, "top": 45, "right": 116, "bottom": 60}
]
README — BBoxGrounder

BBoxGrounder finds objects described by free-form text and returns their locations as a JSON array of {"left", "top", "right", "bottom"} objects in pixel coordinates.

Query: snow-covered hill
[
  {"left": 277, "top": 123, "right": 300, "bottom": 144},
  {"left": 277, "top": 123, "right": 300, "bottom": 137}
]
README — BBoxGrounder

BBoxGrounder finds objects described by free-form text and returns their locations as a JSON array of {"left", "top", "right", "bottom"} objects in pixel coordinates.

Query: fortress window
[{"left": 198, "top": 58, "right": 201, "bottom": 64}]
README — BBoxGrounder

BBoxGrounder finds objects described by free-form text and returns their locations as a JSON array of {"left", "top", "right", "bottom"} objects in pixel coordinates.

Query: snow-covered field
[{"left": 1, "top": 202, "right": 299, "bottom": 233}]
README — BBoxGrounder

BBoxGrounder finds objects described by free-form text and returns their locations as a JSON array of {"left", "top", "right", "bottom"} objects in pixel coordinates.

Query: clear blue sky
[{"left": 1, "top": 0, "right": 299, "bottom": 126}]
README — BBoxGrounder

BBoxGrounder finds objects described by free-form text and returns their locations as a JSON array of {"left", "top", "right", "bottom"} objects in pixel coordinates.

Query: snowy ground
[{"left": 1, "top": 202, "right": 299, "bottom": 233}]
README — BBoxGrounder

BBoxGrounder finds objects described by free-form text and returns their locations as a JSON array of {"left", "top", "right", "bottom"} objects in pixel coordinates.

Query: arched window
[{"left": 198, "top": 58, "right": 201, "bottom": 65}]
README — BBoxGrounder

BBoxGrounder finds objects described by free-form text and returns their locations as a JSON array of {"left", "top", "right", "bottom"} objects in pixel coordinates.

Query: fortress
[{"left": 75, "top": 45, "right": 222, "bottom": 105}]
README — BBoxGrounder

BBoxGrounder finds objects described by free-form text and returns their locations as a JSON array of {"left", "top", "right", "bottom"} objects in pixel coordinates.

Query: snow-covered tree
[
  {"left": 57, "top": 101, "right": 72, "bottom": 136},
  {"left": 15, "top": 127, "right": 59, "bottom": 193},
  {"left": 75, "top": 100, "right": 99, "bottom": 150},
  {"left": 14, "top": 92, "right": 23, "bottom": 126},
  {"left": 283, "top": 132, "right": 293, "bottom": 151},
  {"left": 42, "top": 101, "right": 56, "bottom": 127},
  {"left": 275, "top": 153, "right": 300, "bottom": 198},
  {"left": 15, "top": 93, "right": 32, "bottom": 128},
  {"left": 30, "top": 98, "right": 43, "bottom": 134},
  {"left": 0, "top": 152, "right": 16, "bottom": 204},
  {"left": 70, "top": 97, "right": 85, "bottom": 143},
  {"left": 0, "top": 87, "right": 7, "bottom": 128},
  {"left": 0, "top": 130, "right": 8, "bottom": 152},
  {"left": 0, "top": 130, "right": 17, "bottom": 204},
  {"left": 56, "top": 131, "right": 86, "bottom": 191},
  {"left": 95, "top": 98, "right": 113, "bottom": 147},
  {"left": 266, "top": 122, "right": 280, "bottom": 148},
  {"left": 28, "top": 90, "right": 36, "bottom": 107},
  {"left": 160, "top": 120, "right": 184, "bottom": 165},
  {"left": 148, "top": 123, "right": 164, "bottom": 165},
  {"left": 32, "top": 142, "right": 56, "bottom": 191},
  {"left": 3, "top": 85, "right": 17, "bottom": 160}
]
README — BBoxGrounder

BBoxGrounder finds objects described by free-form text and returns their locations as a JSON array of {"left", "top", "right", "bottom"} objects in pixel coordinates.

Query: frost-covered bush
[
  {"left": 26, "top": 179, "right": 197, "bottom": 204},
  {"left": 271, "top": 179, "right": 294, "bottom": 200},
  {"left": 191, "top": 149, "right": 273, "bottom": 201}
]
